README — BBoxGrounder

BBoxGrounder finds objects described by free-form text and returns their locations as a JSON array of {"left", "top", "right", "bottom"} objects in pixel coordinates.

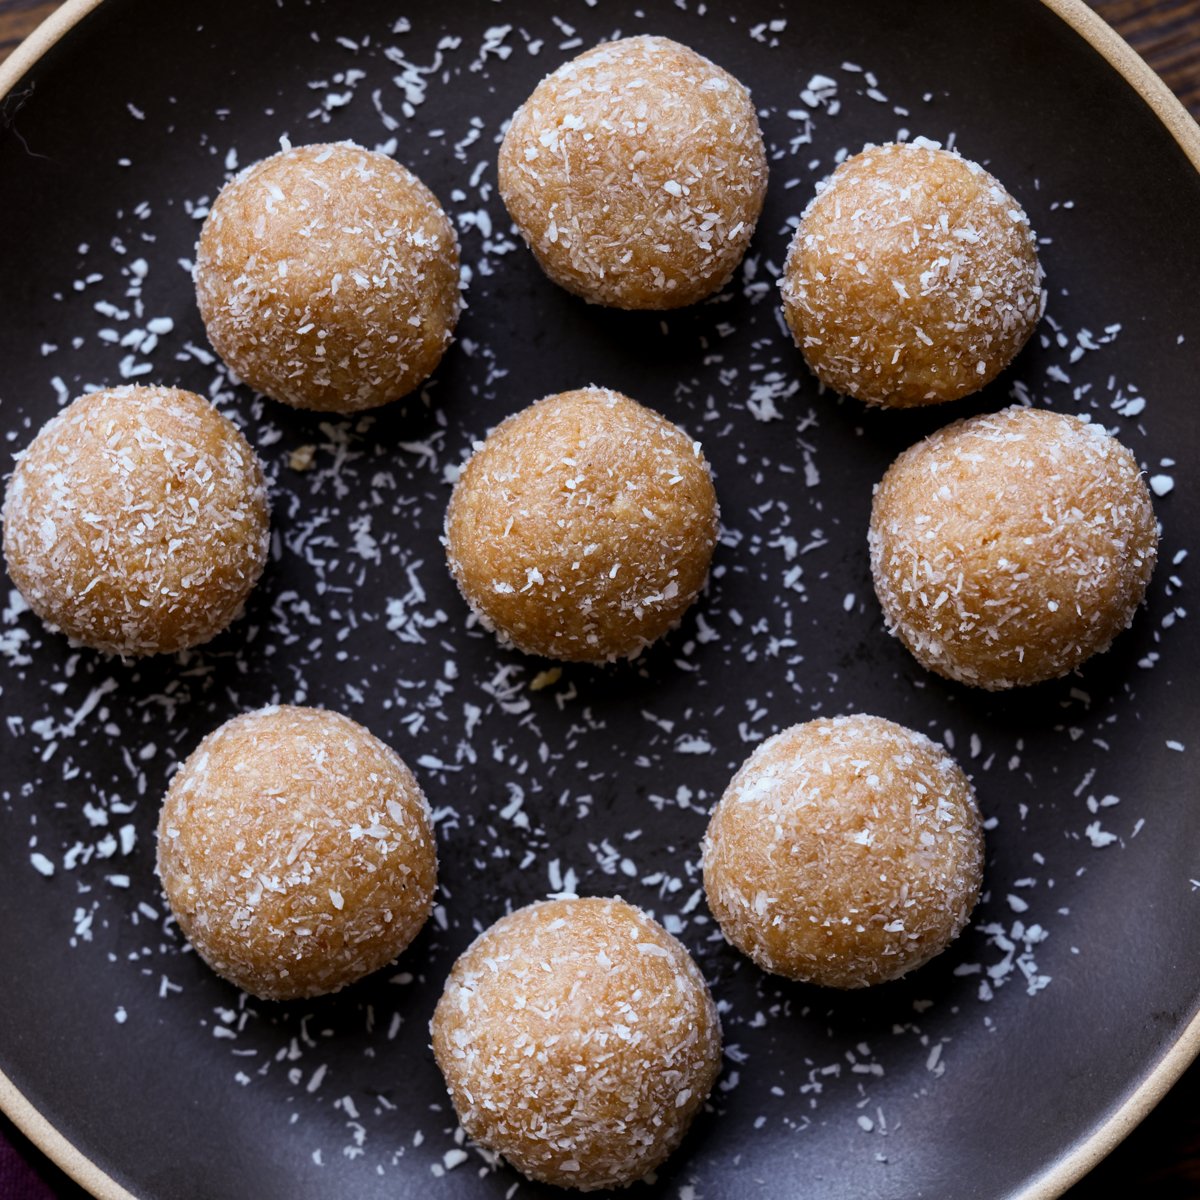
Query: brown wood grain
[
  {"left": 1097, "top": 0, "right": 1200, "bottom": 114},
  {"left": 0, "top": 0, "right": 54, "bottom": 63},
  {"left": 0, "top": 0, "right": 1197, "bottom": 1198}
]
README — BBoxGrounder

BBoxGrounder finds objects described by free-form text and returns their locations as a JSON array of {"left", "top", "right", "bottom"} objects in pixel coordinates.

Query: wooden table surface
[{"left": 0, "top": 1, "right": 1198, "bottom": 1198}]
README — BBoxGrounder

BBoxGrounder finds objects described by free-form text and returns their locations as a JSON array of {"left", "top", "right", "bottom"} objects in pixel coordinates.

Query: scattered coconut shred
[{"left": 0, "top": 4, "right": 1192, "bottom": 1195}]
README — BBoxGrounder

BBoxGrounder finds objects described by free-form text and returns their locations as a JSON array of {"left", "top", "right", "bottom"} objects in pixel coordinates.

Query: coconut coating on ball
[
  {"left": 157, "top": 706, "right": 437, "bottom": 1001},
  {"left": 498, "top": 35, "right": 768, "bottom": 309},
  {"left": 781, "top": 142, "right": 1044, "bottom": 407},
  {"left": 431, "top": 896, "right": 721, "bottom": 1191},
  {"left": 2, "top": 385, "right": 269, "bottom": 657},
  {"left": 702, "top": 714, "right": 984, "bottom": 988},
  {"left": 445, "top": 387, "right": 719, "bottom": 663},
  {"left": 195, "top": 141, "right": 460, "bottom": 413},
  {"left": 869, "top": 406, "right": 1158, "bottom": 689}
]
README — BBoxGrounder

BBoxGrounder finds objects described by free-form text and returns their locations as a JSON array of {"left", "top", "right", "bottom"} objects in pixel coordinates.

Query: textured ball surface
[
  {"left": 781, "top": 141, "right": 1043, "bottom": 407},
  {"left": 2, "top": 385, "right": 269, "bottom": 657},
  {"left": 431, "top": 896, "right": 721, "bottom": 1191},
  {"left": 702, "top": 714, "right": 984, "bottom": 988},
  {"left": 157, "top": 705, "right": 437, "bottom": 1001},
  {"left": 196, "top": 141, "right": 460, "bottom": 413},
  {"left": 498, "top": 35, "right": 767, "bottom": 309},
  {"left": 869, "top": 406, "right": 1158, "bottom": 689},
  {"left": 445, "top": 387, "right": 719, "bottom": 662}
]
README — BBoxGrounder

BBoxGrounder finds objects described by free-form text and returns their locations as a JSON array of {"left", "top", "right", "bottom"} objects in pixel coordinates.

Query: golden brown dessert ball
[
  {"left": 702, "top": 714, "right": 984, "bottom": 988},
  {"left": 781, "top": 141, "right": 1044, "bottom": 407},
  {"left": 869, "top": 406, "right": 1158, "bottom": 689},
  {"left": 498, "top": 35, "right": 768, "bottom": 309},
  {"left": 1, "top": 385, "right": 269, "bottom": 657},
  {"left": 444, "top": 387, "right": 718, "bottom": 663},
  {"left": 156, "top": 705, "right": 437, "bottom": 1001},
  {"left": 195, "top": 141, "right": 460, "bottom": 413},
  {"left": 431, "top": 896, "right": 721, "bottom": 1191}
]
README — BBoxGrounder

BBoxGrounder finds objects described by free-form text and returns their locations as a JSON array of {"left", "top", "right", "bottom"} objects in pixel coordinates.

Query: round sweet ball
[
  {"left": 781, "top": 141, "right": 1044, "bottom": 407},
  {"left": 702, "top": 714, "right": 984, "bottom": 988},
  {"left": 195, "top": 141, "right": 460, "bottom": 413},
  {"left": 2, "top": 385, "right": 269, "bottom": 657},
  {"left": 445, "top": 387, "right": 719, "bottom": 663},
  {"left": 431, "top": 896, "right": 721, "bottom": 1191},
  {"left": 498, "top": 35, "right": 768, "bottom": 309},
  {"left": 157, "top": 705, "right": 437, "bottom": 1001},
  {"left": 869, "top": 406, "right": 1158, "bottom": 689}
]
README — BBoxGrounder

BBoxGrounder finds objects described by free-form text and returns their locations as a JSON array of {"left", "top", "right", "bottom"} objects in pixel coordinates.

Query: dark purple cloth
[
  {"left": 0, "top": 1138, "right": 55, "bottom": 1200},
  {"left": 0, "top": 1114, "right": 85, "bottom": 1200}
]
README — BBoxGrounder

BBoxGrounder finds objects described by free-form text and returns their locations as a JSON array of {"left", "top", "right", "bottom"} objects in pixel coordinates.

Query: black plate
[{"left": 1, "top": 2, "right": 1198, "bottom": 1198}]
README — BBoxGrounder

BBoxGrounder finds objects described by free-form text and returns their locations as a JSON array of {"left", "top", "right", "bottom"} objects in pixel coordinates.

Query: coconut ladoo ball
[
  {"left": 498, "top": 35, "right": 768, "bottom": 309},
  {"left": 702, "top": 714, "right": 984, "bottom": 989},
  {"left": 195, "top": 140, "right": 460, "bottom": 413},
  {"left": 869, "top": 406, "right": 1159, "bottom": 690},
  {"left": 1, "top": 385, "right": 269, "bottom": 657},
  {"left": 431, "top": 896, "right": 721, "bottom": 1191},
  {"left": 781, "top": 141, "right": 1044, "bottom": 407},
  {"left": 156, "top": 706, "right": 437, "bottom": 1001},
  {"left": 444, "top": 387, "right": 719, "bottom": 663}
]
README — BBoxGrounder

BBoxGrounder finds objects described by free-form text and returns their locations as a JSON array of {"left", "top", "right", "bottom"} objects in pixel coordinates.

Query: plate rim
[
  {"left": 0, "top": 1, "right": 1198, "bottom": 1198},
  {"left": 0, "top": 1072, "right": 132, "bottom": 1200}
]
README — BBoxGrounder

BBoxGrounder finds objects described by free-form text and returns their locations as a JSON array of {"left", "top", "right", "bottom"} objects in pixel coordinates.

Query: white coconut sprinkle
[{"left": 1, "top": 10, "right": 1191, "bottom": 1194}]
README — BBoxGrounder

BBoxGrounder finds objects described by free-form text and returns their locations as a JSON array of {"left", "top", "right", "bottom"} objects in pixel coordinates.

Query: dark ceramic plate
[{"left": 1, "top": 2, "right": 1199, "bottom": 1198}]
